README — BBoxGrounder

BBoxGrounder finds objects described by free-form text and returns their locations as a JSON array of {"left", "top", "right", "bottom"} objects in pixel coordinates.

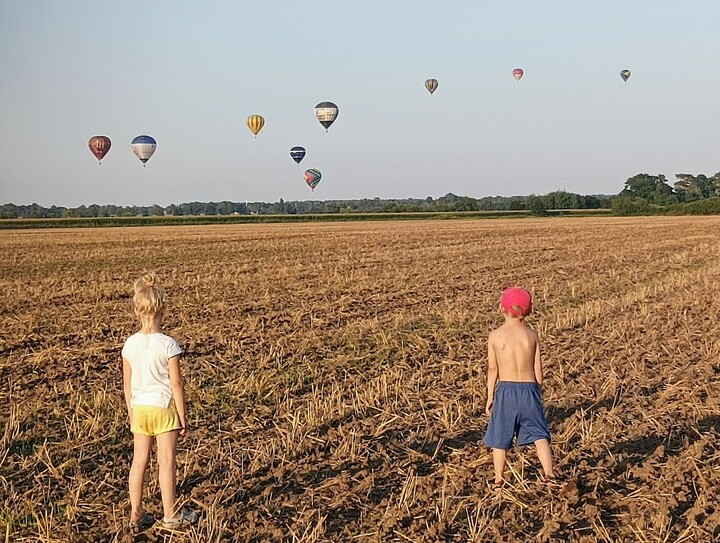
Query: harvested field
[{"left": 1, "top": 216, "right": 720, "bottom": 543}]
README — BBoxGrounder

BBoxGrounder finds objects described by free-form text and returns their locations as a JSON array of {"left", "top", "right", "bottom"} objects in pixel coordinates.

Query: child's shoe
[
  {"left": 161, "top": 509, "right": 199, "bottom": 530},
  {"left": 128, "top": 513, "right": 154, "bottom": 533}
]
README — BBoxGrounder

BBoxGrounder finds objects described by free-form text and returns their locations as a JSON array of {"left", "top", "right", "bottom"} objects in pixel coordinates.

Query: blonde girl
[{"left": 122, "top": 273, "right": 197, "bottom": 531}]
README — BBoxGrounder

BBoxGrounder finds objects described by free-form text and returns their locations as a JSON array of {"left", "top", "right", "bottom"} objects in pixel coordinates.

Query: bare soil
[{"left": 1, "top": 217, "right": 719, "bottom": 542}]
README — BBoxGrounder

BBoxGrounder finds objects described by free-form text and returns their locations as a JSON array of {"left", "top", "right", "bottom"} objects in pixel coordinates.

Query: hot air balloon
[
  {"left": 512, "top": 68, "right": 524, "bottom": 81},
  {"left": 247, "top": 115, "right": 265, "bottom": 137},
  {"left": 131, "top": 135, "right": 157, "bottom": 166},
  {"left": 620, "top": 70, "right": 631, "bottom": 82},
  {"left": 304, "top": 168, "right": 322, "bottom": 190},
  {"left": 425, "top": 79, "right": 438, "bottom": 94},
  {"left": 290, "top": 146, "right": 306, "bottom": 164},
  {"left": 88, "top": 136, "right": 111, "bottom": 164},
  {"left": 314, "top": 102, "right": 338, "bottom": 131}
]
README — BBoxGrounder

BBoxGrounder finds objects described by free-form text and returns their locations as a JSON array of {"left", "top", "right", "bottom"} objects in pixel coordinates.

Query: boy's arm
[
  {"left": 122, "top": 357, "right": 133, "bottom": 423},
  {"left": 533, "top": 333, "right": 543, "bottom": 387},
  {"left": 168, "top": 355, "right": 188, "bottom": 436},
  {"left": 486, "top": 336, "right": 499, "bottom": 415}
]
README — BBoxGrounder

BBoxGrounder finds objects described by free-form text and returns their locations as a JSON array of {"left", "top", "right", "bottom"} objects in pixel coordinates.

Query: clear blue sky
[{"left": 1, "top": 1, "right": 719, "bottom": 207}]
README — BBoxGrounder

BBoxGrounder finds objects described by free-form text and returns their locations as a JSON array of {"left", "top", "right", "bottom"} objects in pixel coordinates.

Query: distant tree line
[
  {"left": 3, "top": 171, "right": 720, "bottom": 219},
  {"left": 0, "top": 192, "right": 611, "bottom": 219},
  {"left": 611, "top": 172, "right": 720, "bottom": 216}
]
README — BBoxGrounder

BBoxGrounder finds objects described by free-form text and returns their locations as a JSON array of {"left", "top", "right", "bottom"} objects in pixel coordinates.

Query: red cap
[{"left": 500, "top": 287, "right": 532, "bottom": 317}]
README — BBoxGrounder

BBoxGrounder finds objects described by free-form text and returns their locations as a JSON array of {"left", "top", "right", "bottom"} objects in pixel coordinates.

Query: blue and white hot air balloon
[
  {"left": 290, "top": 146, "right": 306, "bottom": 164},
  {"left": 131, "top": 135, "right": 157, "bottom": 166}
]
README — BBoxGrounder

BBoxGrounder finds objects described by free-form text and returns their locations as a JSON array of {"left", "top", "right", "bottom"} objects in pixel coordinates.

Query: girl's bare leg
[
  {"left": 492, "top": 448, "right": 507, "bottom": 483},
  {"left": 156, "top": 430, "right": 179, "bottom": 519},
  {"left": 130, "top": 434, "right": 153, "bottom": 522},
  {"left": 535, "top": 439, "right": 555, "bottom": 478}
]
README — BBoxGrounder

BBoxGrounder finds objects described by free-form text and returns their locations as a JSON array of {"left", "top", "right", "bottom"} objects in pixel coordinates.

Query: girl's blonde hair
[{"left": 133, "top": 273, "right": 165, "bottom": 327}]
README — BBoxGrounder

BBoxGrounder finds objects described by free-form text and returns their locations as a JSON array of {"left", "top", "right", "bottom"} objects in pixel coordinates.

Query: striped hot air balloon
[
  {"left": 247, "top": 115, "right": 265, "bottom": 137},
  {"left": 290, "top": 146, "right": 306, "bottom": 164},
  {"left": 314, "top": 102, "right": 338, "bottom": 131},
  {"left": 512, "top": 68, "right": 524, "bottom": 81},
  {"left": 131, "top": 135, "right": 157, "bottom": 166},
  {"left": 304, "top": 168, "right": 322, "bottom": 190}
]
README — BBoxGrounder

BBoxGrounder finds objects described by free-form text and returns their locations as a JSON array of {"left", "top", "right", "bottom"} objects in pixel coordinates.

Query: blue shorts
[{"left": 483, "top": 381, "right": 551, "bottom": 450}]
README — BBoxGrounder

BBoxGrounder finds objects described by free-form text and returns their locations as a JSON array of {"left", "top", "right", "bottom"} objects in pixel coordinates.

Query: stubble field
[{"left": 1, "top": 216, "right": 720, "bottom": 543}]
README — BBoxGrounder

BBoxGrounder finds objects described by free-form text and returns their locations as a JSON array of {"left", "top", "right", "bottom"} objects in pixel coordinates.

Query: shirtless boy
[{"left": 483, "top": 287, "right": 555, "bottom": 488}]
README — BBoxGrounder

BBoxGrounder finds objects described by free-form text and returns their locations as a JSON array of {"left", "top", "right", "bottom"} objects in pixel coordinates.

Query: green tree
[
  {"left": 611, "top": 197, "right": 651, "bottom": 216},
  {"left": 0, "top": 204, "right": 18, "bottom": 219},
  {"left": 674, "top": 174, "right": 702, "bottom": 202},
  {"left": 711, "top": 172, "right": 720, "bottom": 197},
  {"left": 674, "top": 173, "right": 720, "bottom": 201},
  {"left": 455, "top": 196, "right": 478, "bottom": 211},
  {"left": 25, "top": 203, "right": 47, "bottom": 218},
  {"left": 621, "top": 173, "right": 676, "bottom": 205},
  {"left": 527, "top": 195, "right": 548, "bottom": 216}
]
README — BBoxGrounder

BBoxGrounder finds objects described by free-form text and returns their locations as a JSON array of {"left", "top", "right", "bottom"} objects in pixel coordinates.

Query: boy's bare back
[{"left": 488, "top": 320, "right": 541, "bottom": 384}]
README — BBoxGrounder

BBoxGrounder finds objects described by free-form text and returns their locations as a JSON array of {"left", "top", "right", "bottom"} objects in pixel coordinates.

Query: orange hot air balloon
[
  {"left": 88, "top": 136, "right": 111, "bottom": 164},
  {"left": 512, "top": 68, "right": 524, "bottom": 81}
]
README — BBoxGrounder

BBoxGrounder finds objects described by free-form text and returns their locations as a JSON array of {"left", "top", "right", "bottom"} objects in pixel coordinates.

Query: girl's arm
[
  {"left": 122, "top": 357, "right": 133, "bottom": 424},
  {"left": 168, "top": 355, "right": 188, "bottom": 436}
]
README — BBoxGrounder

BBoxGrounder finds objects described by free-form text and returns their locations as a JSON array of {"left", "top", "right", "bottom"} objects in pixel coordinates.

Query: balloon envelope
[
  {"left": 290, "top": 146, "right": 306, "bottom": 164},
  {"left": 620, "top": 69, "right": 631, "bottom": 82},
  {"left": 512, "top": 68, "right": 524, "bottom": 81},
  {"left": 88, "top": 136, "right": 111, "bottom": 163},
  {"left": 425, "top": 79, "right": 438, "bottom": 94},
  {"left": 314, "top": 102, "right": 338, "bottom": 130},
  {"left": 131, "top": 135, "right": 157, "bottom": 164},
  {"left": 304, "top": 168, "right": 322, "bottom": 190},
  {"left": 247, "top": 114, "right": 265, "bottom": 136}
]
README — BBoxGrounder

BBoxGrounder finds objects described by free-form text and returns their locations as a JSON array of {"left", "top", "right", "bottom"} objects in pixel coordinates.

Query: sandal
[
  {"left": 488, "top": 479, "right": 506, "bottom": 491},
  {"left": 542, "top": 475, "right": 562, "bottom": 488},
  {"left": 129, "top": 513, "right": 154, "bottom": 532},
  {"left": 161, "top": 509, "right": 199, "bottom": 530}
]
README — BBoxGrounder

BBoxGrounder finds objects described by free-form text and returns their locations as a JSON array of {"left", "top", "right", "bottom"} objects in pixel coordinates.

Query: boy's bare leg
[
  {"left": 156, "top": 430, "right": 179, "bottom": 520},
  {"left": 491, "top": 448, "right": 507, "bottom": 483},
  {"left": 130, "top": 434, "right": 153, "bottom": 522},
  {"left": 534, "top": 439, "right": 555, "bottom": 478}
]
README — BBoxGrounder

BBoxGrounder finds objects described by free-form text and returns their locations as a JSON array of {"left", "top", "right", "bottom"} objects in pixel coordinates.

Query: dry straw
[{"left": 1, "top": 217, "right": 720, "bottom": 541}]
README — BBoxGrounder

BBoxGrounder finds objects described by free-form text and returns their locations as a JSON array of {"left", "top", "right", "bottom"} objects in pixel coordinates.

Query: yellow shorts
[{"left": 131, "top": 401, "right": 181, "bottom": 436}]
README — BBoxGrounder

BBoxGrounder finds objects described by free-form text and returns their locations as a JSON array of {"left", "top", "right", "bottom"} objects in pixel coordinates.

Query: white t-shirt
[{"left": 122, "top": 332, "right": 183, "bottom": 408}]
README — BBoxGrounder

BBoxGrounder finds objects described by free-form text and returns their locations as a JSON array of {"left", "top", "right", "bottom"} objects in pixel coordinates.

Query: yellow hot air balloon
[{"left": 247, "top": 114, "right": 265, "bottom": 137}]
